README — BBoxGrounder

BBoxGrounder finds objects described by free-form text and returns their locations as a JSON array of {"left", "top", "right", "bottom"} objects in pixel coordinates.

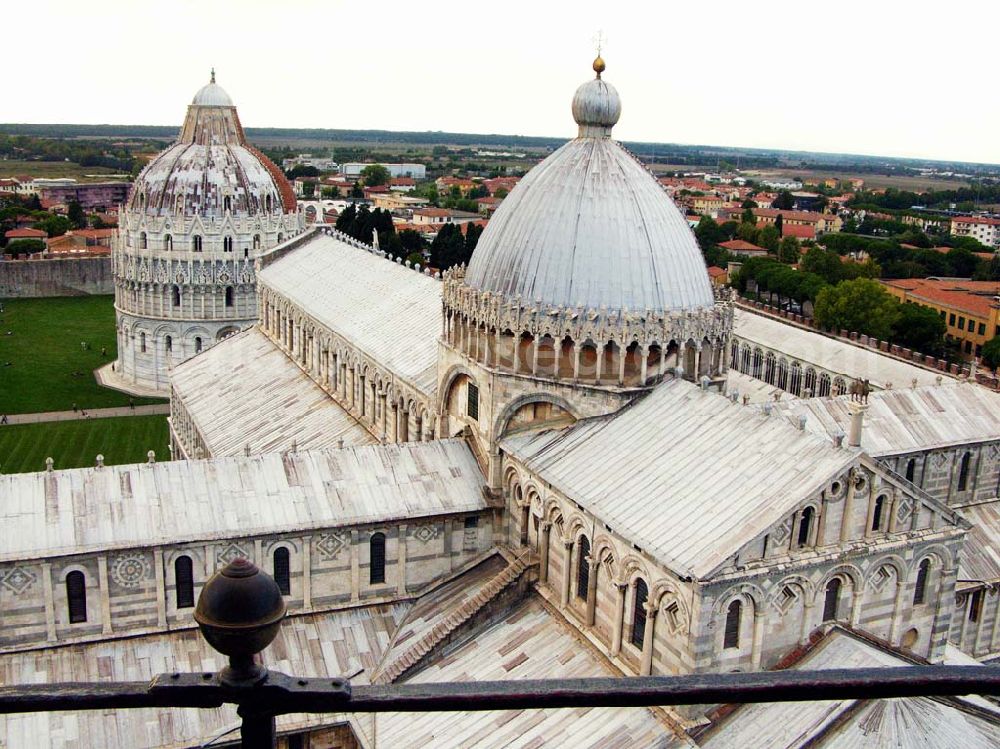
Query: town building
[
  {"left": 39, "top": 181, "right": 132, "bottom": 212},
  {"left": 718, "top": 239, "right": 768, "bottom": 257},
  {"left": 109, "top": 72, "right": 305, "bottom": 392},
  {"left": 341, "top": 162, "right": 426, "bottom": 179},
  {"left": 754, "top": 208, "right": 843, "bottom": 235},
  {"left": 951, "top": 216, "right": 1000, "bottom": 248},
  {"left": 882, "top": 278, "right": 1000, "bottom": 359}
]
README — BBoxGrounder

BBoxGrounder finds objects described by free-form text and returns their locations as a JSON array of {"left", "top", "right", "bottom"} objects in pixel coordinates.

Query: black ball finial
[{"left": 194, "top": 558, "right": 286, "bottom": 685}]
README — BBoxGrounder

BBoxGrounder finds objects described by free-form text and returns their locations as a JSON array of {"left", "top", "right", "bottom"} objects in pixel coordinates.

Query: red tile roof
[
  {"left": 953, "top": 216, "right": 1000, "bottom": 226},
  {"left": 719, "top": 239, "right": 766, "bottom": 252},
  {"left": 882, "top": 278, "right": 1000, "bottom": 318},
  {"left": 707, "top": 266, "right": 728, "bottom": 279},
  {"left": 5, "top": 228, "right": 47, "bottom": 239}
]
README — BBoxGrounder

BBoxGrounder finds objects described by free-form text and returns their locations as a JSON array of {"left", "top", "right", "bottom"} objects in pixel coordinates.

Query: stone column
[
  {"left": 617, "top": 344, "right": 626, "bottom": 385},
  {"left": 572, "top": 341, "right": 581, "bottom": 382},
  {"left": 350, "top": 530, "right": 360, "bottom": 603},
  {"left": 98, "top": 556, "right": 113, "bottom": 635},
  {"left": 397, "top": 524, "right": 408, "bottom": 595},
  {"left": 513, "top": 336, "right": 521, "bottom": 372},
  {"left": 401, "top": 408, "right": 410, "bottom": 442},
  {"left": 640, "top": 601, "right": 658, "bottom": 675},
  {"left": 531, "top": 338, "right": 540, "bottom": 376},
  {"left": 850, "top": 588, "right": 863, "bottom": 627},
  {"left": 42, "top": 562, "right": 56, "bottom": 642},
  {"left": 302, "top": 536, "right": 312, "bottom": 611},
  {"left": 750, "top": 608, "right": 765, "bottom": 670},
  {"left": 889, "top": 577, "right": 906, "bottom": 645},
  {"left": 693, "top": 346, "right": 702, "bottom": 379},
  {"left": 840, "top": 473, "right": 857, "bottom": 543},
  {"left": 154, "top": 549, "right": 166, "bottom": 628},
  {"left": 380, "top": 392, "right": 388, "bottom": 438},
  {"left": 560, "top": 539, "right": 573, "bottom": 608},
  {"left": 610, "top": 581, "right": 627, "bottom": 658},
  {"left": 585, "top": 558, "right": 599, "bottom": 627},
  {"left": 800, "top": 601, "right": 814, "bottom": 643},
  {"left": 639, "top": 345, "right": 648, "bottom": 385},
  {"left": 391, "top": 402, "right": 399, "bottom": 443},
  {"left": 595, "top": 344, "right": 604, "bottom": 383},
  {"left": 538, "top": 522, "right": 552, "bottom": 584}
]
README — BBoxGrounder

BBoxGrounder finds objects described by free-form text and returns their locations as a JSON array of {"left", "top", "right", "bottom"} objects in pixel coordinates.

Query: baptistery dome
[
  {"left": 128, "top": 71, "right": 295, "bottom": 219},
  {"left": 465, "top": 59, "right": 714, "bottom": 314},
  {"left": 112, "top": 72, "right": 304, "bottom": 393}
]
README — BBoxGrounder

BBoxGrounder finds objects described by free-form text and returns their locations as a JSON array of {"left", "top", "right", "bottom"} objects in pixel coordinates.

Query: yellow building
[{"left": 882, "top": 278, "right": 1000, "bottom": 359}]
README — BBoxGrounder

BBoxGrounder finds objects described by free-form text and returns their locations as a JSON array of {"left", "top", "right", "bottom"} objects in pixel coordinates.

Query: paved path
[{"left": 1, "top": 404, "right": 170, "bottom": 426}]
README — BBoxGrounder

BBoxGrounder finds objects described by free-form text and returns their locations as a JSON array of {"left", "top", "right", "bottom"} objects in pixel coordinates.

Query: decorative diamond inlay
[
  {"left": 315, "top": 532, "right": 349, "bottom": 561},
  {"left": 414, "top": 524, "right": 439, "bottom": 543},
  {"left": 216, "top": 542, "right": 249, "bottom": 566},
  {"left": 0, "top": 566, "right": 36, "bottom": 595}
]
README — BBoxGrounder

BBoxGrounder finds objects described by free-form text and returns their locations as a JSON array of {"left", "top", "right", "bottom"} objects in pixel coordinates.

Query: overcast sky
[{"left": 5, "top": 0, "right": 999, "bottom": 164}]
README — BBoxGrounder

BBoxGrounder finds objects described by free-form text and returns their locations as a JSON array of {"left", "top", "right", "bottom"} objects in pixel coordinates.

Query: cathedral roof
[
  {"left": 0, "top": 440, "right": 485, "bottom": 562},
  {"left": 464, "top": 58, "right": 714, "bottom": 314},
  {"left": 258, "top": 232, "right": 442, "bottom": 397},
  {"left": 127, "top": 72, "right": 296, "bottom": 218},
  {"left": 501, "top": 378, "right": 860, "bottom": 579}
]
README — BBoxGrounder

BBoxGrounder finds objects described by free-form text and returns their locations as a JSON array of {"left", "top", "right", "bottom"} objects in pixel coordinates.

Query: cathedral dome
[
  {"left": 464, "top": 59, "right": 714, "bottom": 314},
  {"left": 127, "top": 72, "right": 295, "bottom": 218}
]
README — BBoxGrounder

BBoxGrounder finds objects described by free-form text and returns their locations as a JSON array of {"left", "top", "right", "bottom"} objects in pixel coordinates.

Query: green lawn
[
  {"left": 0, "top": 296, "right": 165, "bottom": 414},
  {"left": 0, "top": 415, "right": 170, "bottom": 474}
]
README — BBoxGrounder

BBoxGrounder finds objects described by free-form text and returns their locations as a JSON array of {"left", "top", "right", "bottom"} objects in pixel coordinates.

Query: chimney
[
  {"left": 847, "top": 402, "right": 867, "bottom": 447},
  {"left": 797, "top": 415, "right": 807, "bottom": 431},
  {"left": 833, "top": 431, "right": 845, "bottom": 449}
]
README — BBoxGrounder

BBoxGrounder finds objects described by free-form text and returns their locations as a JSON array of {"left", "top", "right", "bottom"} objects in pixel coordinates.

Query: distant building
[
  {"left": 412, "top": 208, "right": 480, "bottom": 226},
  {"left": 692, "top": 194, "right": 724, "bottom": 217},
  {"left": 341, "top": 162, "right": 426, "bottom": 179},
  {"left": 40, "top": 181, "right": 132, "bottom": 211},
  {"left": 280, "top": 154, "right": 339, "bottom": 172},
  {"left": 882, "top": 277, "right": 1000, "bottom": 359},
  {"left": 718, "top": 239, "right": 768, "bottom": 257},
  {"left": 754, "top": 208, "right": 842, "bottom": 235},
  {"left": 950, "top": 216, "right": 1000, "bottom": 249}
]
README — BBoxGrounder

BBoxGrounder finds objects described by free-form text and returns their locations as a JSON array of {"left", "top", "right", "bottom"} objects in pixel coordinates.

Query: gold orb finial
[{"left": 593, "top": 56, "right": 606, "bottom": 78}]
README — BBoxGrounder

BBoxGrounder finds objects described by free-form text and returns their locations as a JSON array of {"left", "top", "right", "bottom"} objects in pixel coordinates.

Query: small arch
[
  {"left": 140, "top": 331, "right": 146, "bottom": 353},
  {"left": 273, "top": 547, "right": 290, "bottom": 596},
  {"left": 165, "top": 335, "right": 172, "bottom": 353},
  {"left": 223, "top": 195, "right": 232, "bottom": 212},
  {"left": 253, "top": 234, "right": 261, "bottom": 251},
  {"left": 872, "top": 494, "right": 887, "bottom": 532},
  {"left": 913, "top": 558, "right": 930, "bottom": 605},
  {"left": 225, "top": 286, "right": 234, "bottom": 308},
  {"left": 172, "top": 285, "right": 181, "bottom": 307},
  {"left": 576, "top": 536, "right": 591, "bottom": 600},
  {"left": 195, "top": 336, "right": 203, "bottom": 353},
  {"left": 630, "top": 578, "right": 648, "bottom": 647},
  {"left": 139, "top": 231, "right": 147, "bottom": 249},
  {"left": 192, "top": 235, "right": 203, "bottom": 252},
  {"left": 223, "top": 236, "right": 233, "bottom": 253},
  {"left": 724, "top": 599, "right": 741, "bottom": 648},
  {"left": 958, "top": 451, "right": 971, "bottom": 491},
  {"left": 822, "top": 578, "right": 842, "bottom": 621},
  {"left": 66, "top": 570, "right": 87, "bottom": 624},
  {"left": 905, "top": 458, "right": 916, "bottom": 482},
  {"left": 175, "top": 555, "right": 194, "bottom": 609},
  {"left": 164, "top": 234, "right": 173, "bottom": 251},
  {"left": 797, "top": 506, "right": 814, "bottom": 547},
  {"left": 370, "top": 532, "right": 386, "bottom": 584}
]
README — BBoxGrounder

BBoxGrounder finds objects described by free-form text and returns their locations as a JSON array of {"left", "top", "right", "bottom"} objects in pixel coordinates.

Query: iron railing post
[{"left": 238, "top": 704, "right": 276, "bottom": 749}]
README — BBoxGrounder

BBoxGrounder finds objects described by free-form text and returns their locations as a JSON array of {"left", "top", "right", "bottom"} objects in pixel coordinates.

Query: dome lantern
[{"left": 571, "top": 57, "right": 621, "bottom": 138}]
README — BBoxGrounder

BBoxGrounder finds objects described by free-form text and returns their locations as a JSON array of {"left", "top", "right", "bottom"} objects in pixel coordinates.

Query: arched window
[
  {"left": 174, "top": 555, "right": 194, "bottom": 609},
  {"left": 66, "top": 571, "right": 87, "bottom": 623},
  {"left": 165, "top": 335, "right": 172, "bottom": 353},
  {"left": 140, "top": 332, "right": 146, "bottom": 353},
  {"left": 818, "top": 373, "right": 831, "bottom": 397},
  {"left": 164, "top": 234, "right": 173, "bottom": 251},
  {"left": 958, "top": 452, "right": 971, "bottom": 491},
  {"left": 630, "top": 578, "right": 648, "bottom": 647},
  {"left": 223, "top": 236, "right": 233, "bottom": 252},
  {"left": 872, "top": 495, "right": 886, "bottom": 532},
  {"left": 194, "top": 336, "right": 203, "bottom": 353},
  {"left": 576, "top": 536, "right": 591, "bottom": 600},
  {"left": 724, "top": 600, "right": 741, "bottom": 649},
  {"left": 253, "top": 234, "right": 261, "bottom": 251},
  {"left": 789, "top": 363, "right": 802, "bottom": 395},
  {"left": 192, "top": 235, "right": 202, "bottom": 252},
  {"left": 172, "top": 285, "right": 180, "bottom": 307},
  {"left": 139, "top": 231, "right": 147, "bottom": 249},
  {"left": 914, "top": 559, "right": 930, "bottom": 605},
  {"left": 370, "top": 533, "right": 386, "bottom": 584},
  {"left": 223, "top": 196, "right": 232, "bottom": 212},
  {"left": 797, "top": 506, "right": 814, "bottom": 547},
  {"left": 823, "top": 578, "right": 841, "bottom": 622},
  {"left": 277, "top": 232, "right": 284, "bottom": 243},
  {"left": 905, "top": 458, "right": 916, "bottom": 482},
  {"left": 265, "top": 195, "right": 273, "bottom": 213},
  {"left": 273, "top": 547, "right": 290, "bottom": 596},
  {"left": 804, "top": 368, "right": 817, "bottom": 396},
  {"left": 225, "top": 286, "right": 234, "bottom": 308}
]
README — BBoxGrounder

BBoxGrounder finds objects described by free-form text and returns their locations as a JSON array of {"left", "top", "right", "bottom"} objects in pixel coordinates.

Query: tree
[
  {"left": 741, "top": 207, "right": 756, "bottom": 226},
  {"left": 946, "top": 248, "right": 979, "bottom": 278},
  {"left": 360, "top": 164, "right": 390, "bottom": 187},
  {"left": 398, "top": 229, "right": 424, "bottom": 255},
  {"left": 67, "top": 200, "right": 86, "bottom": 229},
  {"left": 774, "top": 213, "right": 783, "bottom": 237},
  {"left": 801, "top": 247, "right": 844, "bottom": 284},
  {"left": 302, "top": 182, "right": 315, "bottom": 198},
  {"left": 429, "top": 224, "right": 470, "bottom": 271},
  {"left": 694, "top": 216, "right": 726, "bottom": 251},
  {"left": 286, "top": 164, "right": 320, "bottom": 179},
  {"left": 982, "top": 337, "right": 1000, "bottom": 370},
  {"left": 759, "top": 224, "right": 780, "bottom": 252},
  {"left": 891, "top": 302, "right": 946, "bottom": 356},
  {"left": 467, "top": 184, "right": 489, "bottom": 199},
  {"left": 350, "top": 183, "right": 363, "bottom": 198},
  {"left": 773, "top": 190, "right": 794, "bottom": 210},
  {"left": 4, "top": 238, "right": 46, "bottom": 257},
  {"left": 335, "top": 204, "right": 356, "bottom": 234},
  {"left": 778, "top": 236, "right": 800, "bottom": 264},
  {"left": 494, "top": 187, "right": 509, "bottom": 199},
  {"left": 321, "top": 186, "right": 341, "bottom": 199},
  {"left": 32, "top": 214, "right": 71, "bottom": 237},
  {"left": 741, "top": 198, "right": 758, "bottom": 209},
  {"left": 813, "top": 278, "right": 900, "bottom": 340}
]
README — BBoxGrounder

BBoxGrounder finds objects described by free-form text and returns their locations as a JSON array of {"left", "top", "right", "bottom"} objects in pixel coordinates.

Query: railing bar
[{"left": 0, "top": 667, "right": 997, "bottom": 716}]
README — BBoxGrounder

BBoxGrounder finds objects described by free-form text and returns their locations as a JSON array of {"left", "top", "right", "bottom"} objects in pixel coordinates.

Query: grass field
[
  {"left": 0, "top": 296, "right": 165, "bottom": 414},
  {"left": 0, "top": 415, "right": 170, "bottom": 474},
  {"left": 0, "top": 159, "right": 125, "bottom": 181},
  {"left": 744, "top": 168, "right": 970, "bottom": 193}
]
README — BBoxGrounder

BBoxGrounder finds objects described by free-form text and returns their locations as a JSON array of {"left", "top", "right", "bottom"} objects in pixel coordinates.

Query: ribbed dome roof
[
  {"left": 464, "top": 61, "right": 714, "bottom": 313},
  {"left": 128, "top": 73, "right": 296, "bottom": 217}
]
